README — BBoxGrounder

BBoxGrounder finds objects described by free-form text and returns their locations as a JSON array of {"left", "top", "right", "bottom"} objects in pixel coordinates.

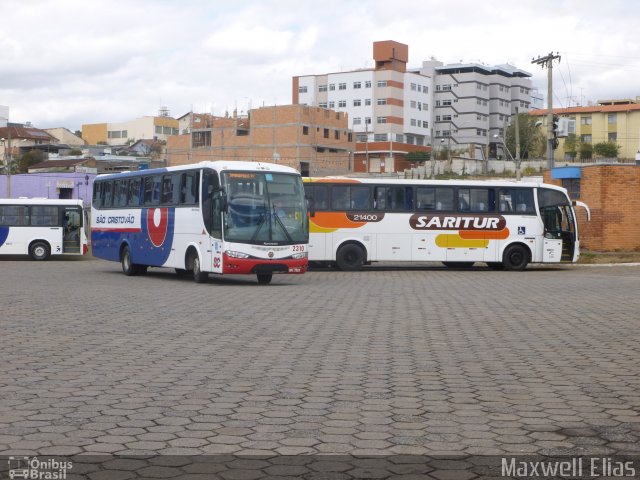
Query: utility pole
[
  {"left": 532, "top": 52, "right": 561, "bottom": 169},
  {"left": 514, "top": 107, "right": 521, "bottom": 181}
]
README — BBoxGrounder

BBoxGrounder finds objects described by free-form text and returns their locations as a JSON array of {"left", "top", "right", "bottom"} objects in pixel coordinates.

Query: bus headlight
[
  {"left": 225, "top": 250, "right": 251, "bottom": 259},
  {"left": 291, "top": 252, "right": 308, "bottom": 259}
]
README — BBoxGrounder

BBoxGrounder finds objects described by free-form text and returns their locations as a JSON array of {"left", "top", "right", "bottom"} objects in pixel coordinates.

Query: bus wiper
[
  {"left": 272, "top": 206, "right": 293, "bottom": 242},
  {"left": 250, "top": 213, "right": 267, "bottom": 243}
]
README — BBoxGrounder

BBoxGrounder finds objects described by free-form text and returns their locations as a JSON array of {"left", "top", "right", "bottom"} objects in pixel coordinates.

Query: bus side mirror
[{"left": 306, "top": 196, "right": 315, "bottom": 217}]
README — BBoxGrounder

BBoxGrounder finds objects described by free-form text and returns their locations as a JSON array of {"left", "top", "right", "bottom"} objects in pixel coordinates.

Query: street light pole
[{"left": 493, "top": 134, "right": 519, "bottom": 180}]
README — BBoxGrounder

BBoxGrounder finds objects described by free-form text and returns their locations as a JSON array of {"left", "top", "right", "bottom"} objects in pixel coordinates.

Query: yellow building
[
  {"left": 82, "top": 115, "right": 179, "bottom": 146},
  {"left": 531, "top": 99, "right": 640, "bottom": 161}
]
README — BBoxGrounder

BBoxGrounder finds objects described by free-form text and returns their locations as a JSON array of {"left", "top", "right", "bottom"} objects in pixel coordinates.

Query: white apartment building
[
  {"left": 417, "top": 61, "right": 533, "bottom": 159},
  {"left": 294, "top": 41, "right": 432, "bottom": 173},
  {"left": 294, "top": 41, "right": 533, "bottom": 169}
]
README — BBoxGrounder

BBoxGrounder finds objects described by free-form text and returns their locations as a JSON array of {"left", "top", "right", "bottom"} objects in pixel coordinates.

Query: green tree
[
  {"left": 17, "top": 150, "right": 45, "bottom": 173},
  {"left": 405, "top": 151, "right": 430, "bottom": 163},
  {"left": 504, "top": 113, "right": 546, "bottom": 158},
  {"left": 563, "top": 133, "right": 579, "bottom": 160},
  {"left": 593, "top": 141, "right": 620, "bottom": 158},
  {"left": 579, "top": 142, "right": 593, "bottom": 160}
]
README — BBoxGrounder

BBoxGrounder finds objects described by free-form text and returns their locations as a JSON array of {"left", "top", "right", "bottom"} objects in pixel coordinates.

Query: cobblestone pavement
[{"left": 1, "top": 257, "right": 639, "bottom": 458}]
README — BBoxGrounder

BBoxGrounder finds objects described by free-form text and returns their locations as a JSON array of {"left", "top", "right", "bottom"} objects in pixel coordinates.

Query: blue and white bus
[
  {"left": 0, "top": 198, "right": 88, "bottom": 260},
  {"left": 91, "top": 161, "right": 309, "bottom": 284}
]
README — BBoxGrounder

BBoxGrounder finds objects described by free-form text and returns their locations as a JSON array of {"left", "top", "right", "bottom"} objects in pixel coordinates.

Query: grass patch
[{"left": 578, "top": 251, "right": 640, "bottom": 264}]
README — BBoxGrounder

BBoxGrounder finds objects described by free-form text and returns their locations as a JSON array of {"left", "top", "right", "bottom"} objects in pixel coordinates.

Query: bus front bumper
[{"left": 222, "top": 254, "right": 308, "bottom": 275}]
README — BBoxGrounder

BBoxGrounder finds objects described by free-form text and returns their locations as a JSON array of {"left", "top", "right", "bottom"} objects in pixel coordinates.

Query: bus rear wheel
[
  {"left": 336, "top": 243, "right": 365, "bottom": 271},
  {"left": 503, "top": 244, "right": 529, "bottom": 271},
  {"left": 257, "top": 273, "right": 272, "bottom": 285},
  {"left": 191, "top": 254, "right": 209, "bottom": 283},
  {"left": 29, "top": 241, "right": 50, "bottom": 261}
]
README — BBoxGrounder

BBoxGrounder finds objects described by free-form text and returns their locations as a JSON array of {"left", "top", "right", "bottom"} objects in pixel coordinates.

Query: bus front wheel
[
  {"left": 29, "top": 241, "right": 50, "bottom": 261},
  {"left": 503, "top": 244, "right": 529, "bottom": 271},
  {"left": 336, "top": 243, "right": 365, "bottom": 271},
  {"left": 121, "top": 246, "right": 146, "bottom": 276},
  {"left": 257, "top": 273, "right": 272, "bottom": 285},
  {"left": 191, "top": 254, "right": 209, "bottom": 283}
]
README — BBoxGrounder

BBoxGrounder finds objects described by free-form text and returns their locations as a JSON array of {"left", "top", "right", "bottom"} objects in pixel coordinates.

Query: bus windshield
[{"left": 221, "top": 171, "right": 308, "bottom": 244}]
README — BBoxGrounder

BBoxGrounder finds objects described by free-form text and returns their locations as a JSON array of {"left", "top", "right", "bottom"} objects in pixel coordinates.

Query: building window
[
  {"left": 442, "top": 84, "right": 451, "bottom": 91},
  {"left": 353, "top": 81, "right": 361, "bottom": 89},
  {"left": 608, "top": 113, "right": 617, "bottom": 124},
  {"left": 377, "top": 117, "right": 387, "bottom": 124},
  {"left": 338, "top": 82, "right": 347, "bottom": 90},
  {"left": 410, "top": 100, "right": 417, "bottom": 108},
  {"left": 377, "top": 80, "right": 387, "bottom": 87},
  {"left": 338, "top": 100, "right": 346, "bottom": 108},
  {"left": 318, "top": 85, "right": 327, "bottom": 92},
  {"left": 581, "top": 134, "right": 592, "bottom": 143},
  {"left": 410, "top": 119, "right": 417, "bottom": 127},
  {"left": 608, "top": 132, "right": 617, "bottom": 141},
  {"left": 353, "top": 117, "right": 362, "bottom": 125},
  {"left": 562, "top": 178, "right": 580, "bottom": 199},
  {"left": 324, "top": 128, "right": 329, "bottom": 139},
  {"left": 423, "top": 103, "right": 428, "bottom": 111},
  {"left": 377, "top": 98, "right": 387, "bottom": 105},
  {"left": 365, "top": 117, "right": 371, "bottom": 125},
  {"left": 365, "top": 80, "right": 371, "bottom": 88},
  {"left": 353, "top": 99, "right": 361, "bottom": 107},
  {"left": 302, "top": 126, "right": 309, "bottom": 135},
  {"left": 298, "top": 86, "right": 307, "bottom": 93},
  {"left": 422, "top": 121, "right": 428, "bottom": 128},
  {"left": 319, "top": 102, "right": 327, "bottom": 108},
  {"left": 356, "top": 133, "right": 367, "bottom": 142},
  {"left": 335, "top": 130, "right": 340, "bottom": 139},
  {"left": 329, "top": 84, "right": 335, "bottom": 91},
  {"left": 442, "top": 115, "right": 452, "bottom": 121},
  {"left": 581, "top": 116, "right": 592, "bottom": 125},
  {"left": 374, "top": 134, "right": 388, "bottom": 141},
  {"left": 365, "top": 98, "right": 372, "bottom": 106},
  {"left": 328, "top": 101, "right": 335, "bottom": 109},
  {"left": 442, "top": 100, "right": 452, "bottom": 106}
]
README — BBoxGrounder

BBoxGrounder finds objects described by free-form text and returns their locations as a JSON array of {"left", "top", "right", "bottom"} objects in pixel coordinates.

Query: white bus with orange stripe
[{"left": 303, "top": 178, "right": 590, "bottom": 271}]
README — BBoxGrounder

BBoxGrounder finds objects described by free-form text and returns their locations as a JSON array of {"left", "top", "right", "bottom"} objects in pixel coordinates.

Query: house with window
[
  {"left": 81, "top": 111, "right": 179, "bottom": 146},
  {"left": 531, "top": 99, "right": 640, "bottom": 162}
]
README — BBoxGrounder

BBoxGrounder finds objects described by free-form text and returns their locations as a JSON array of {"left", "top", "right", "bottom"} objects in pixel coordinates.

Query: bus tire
[
  {"left": 191, "top": 254, "right": 209, "bottom": 283},
  {"left": 121, "top": 245, "right": 142, "bottom": 276},
  {"left": 336, "top": 243, "right": 365, "bottom": 271},
  {"left": 29, "top": 241, "right": 50, "bottom": 261},
  {"left": 442, "top": 262, "right": 474, "bottom": 268},
  {"left": 503, "top": 244, "right": 529, "bottom": 271},
  {"left": 257, "top": 273, "right": 272, "bottom": 285}
]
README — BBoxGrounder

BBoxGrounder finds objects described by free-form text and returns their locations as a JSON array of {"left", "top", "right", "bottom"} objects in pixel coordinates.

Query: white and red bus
[
  {"left": 303, "top": 178, "right": 590, "bottom": 271},
  {"left": 0, "top": 198, "right": 88, "bottom": 260},
  {"left": 91, "top": 161, "right": 308, "bottom": 284}
]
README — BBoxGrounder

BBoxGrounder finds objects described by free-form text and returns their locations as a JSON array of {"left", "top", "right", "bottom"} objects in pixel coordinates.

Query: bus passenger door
[
  {"left": 541, "top": 206, "right": 563, "bottom": 262},
  {"left": 62, "top": 207, "right": 82, "bottom": 254}
]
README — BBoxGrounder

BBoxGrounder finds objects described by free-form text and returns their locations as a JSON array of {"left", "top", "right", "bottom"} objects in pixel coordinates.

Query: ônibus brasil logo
[{"left": 8, "top": 457, "right": 72, "bottom": 479}]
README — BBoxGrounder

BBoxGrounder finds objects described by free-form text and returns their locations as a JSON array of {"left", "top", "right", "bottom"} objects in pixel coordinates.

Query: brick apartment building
[
  {"left": 166, "top": 104, "right": 354, "bottom": 176},
  {"left": 544, "top": 165, "right": 640, "bottom": 251}
]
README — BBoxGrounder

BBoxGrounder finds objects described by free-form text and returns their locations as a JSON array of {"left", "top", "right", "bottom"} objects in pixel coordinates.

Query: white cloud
[{"left": 1, "top": 0, "right": 639, "bottom": 130}]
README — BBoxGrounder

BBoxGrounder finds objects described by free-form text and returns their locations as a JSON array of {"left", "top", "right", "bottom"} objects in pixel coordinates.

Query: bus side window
[
  {"left": 311, "top": 185, "right": 329, "bottom": 210},
  {"left": 143, "top": 177, "right": 154, "bottom": 205},
  {"left": 93, "top": 182, "right": 102, "bottom": 208},
  {"left": 180, "top": 172, "right": 199, "bottom": 205},
  {"left": 351, "top": 186, "right": 371, "bottom": 210},
  {"left": 128, "top": 178, "right": 142, "bottom": 206},
  {"left": 375, "top": 187, "right": 386, "bottom": 210},
  {"left": 416, "top": 187, "right": 435, "bottom": 210},
  {"left": 102, "top": 181, "right": 113, "bottom": 208},
  {"left": 331, "top": 186, "right": 350, "bottom": 211}
]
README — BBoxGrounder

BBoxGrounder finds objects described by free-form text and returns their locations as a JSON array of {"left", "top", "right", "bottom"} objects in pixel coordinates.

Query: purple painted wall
[{"left": 0, "top": 173, "right": 96, "bottom": 205}]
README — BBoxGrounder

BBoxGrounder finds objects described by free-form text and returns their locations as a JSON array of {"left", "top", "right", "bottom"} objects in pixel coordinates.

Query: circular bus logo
[{"left": 147, "top": 208, "right": 169, "bottom": 247}]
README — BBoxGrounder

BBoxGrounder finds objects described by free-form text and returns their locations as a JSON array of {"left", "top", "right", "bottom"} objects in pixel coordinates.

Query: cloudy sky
[{"left": 2, "top": 0, "right": 639, "bottom": 131}]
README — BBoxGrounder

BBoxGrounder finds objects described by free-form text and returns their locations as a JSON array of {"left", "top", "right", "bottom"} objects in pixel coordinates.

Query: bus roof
[
  {"left": 0, "top": 198, "right": 84, "bottom": 206},
  {"left": 96, "top": 160, "right": 301, "bottom": 181},
  {"left": 303, "top": 176, "right": 567, "bottom": 192}
]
